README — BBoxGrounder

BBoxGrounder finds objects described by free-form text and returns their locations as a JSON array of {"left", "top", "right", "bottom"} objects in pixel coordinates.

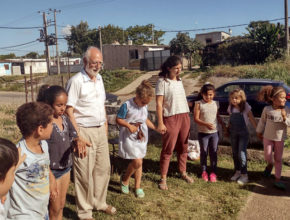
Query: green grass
[
  {"left": 181, "top": 70, "right": 200, "bottom": 79},
  {"left": 101, "top": 69, "right": 144, "bottom": 92},
  {"left": 201, "top": 58, "right": 290, "bottom": 85},
  {"left": 0, "top": 70, "right": 143, "bottom": 93},
  {"left": 0, "top": 104, "right": 269, "bottom": 219},
  {"left": 0, "top": 104, "right": 21, "bottom": 141},
  {"left": 61, "top": 143, "right": 267, "bottom": 220}
]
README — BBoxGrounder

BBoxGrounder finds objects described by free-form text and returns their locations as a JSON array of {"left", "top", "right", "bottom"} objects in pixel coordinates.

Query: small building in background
[
  {"left": 0, "top": 61, "right": 12, "bottom": 76},
  {"left": 5, "top": 59, "right": 47, "bottom": 75},
  {"left": 102, "top": 44, "right": 169, "bottom": 70},
  {"left": 195, "top": 31, "right": 231, "bottom": 46}
]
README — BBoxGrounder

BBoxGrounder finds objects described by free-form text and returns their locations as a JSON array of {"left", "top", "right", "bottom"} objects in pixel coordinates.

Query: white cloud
[{"left": 61, "top": 25, "right": 71, "bottom": 36}]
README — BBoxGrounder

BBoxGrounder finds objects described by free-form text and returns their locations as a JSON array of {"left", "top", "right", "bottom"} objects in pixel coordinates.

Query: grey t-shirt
[
  {"left": 46, "top": 115, "right": 77, "bottom": 170},
  {"left": 7, "top": 139, "right": 50, "bottom": 220}
]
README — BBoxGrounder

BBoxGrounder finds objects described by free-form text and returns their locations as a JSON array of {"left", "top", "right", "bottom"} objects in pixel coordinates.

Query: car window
[
  {"left": 215, "top": 84, "right": 241, "bottom": 97},
  {"left": 244, "top": 84, "right": 263, "bottom": 96}
]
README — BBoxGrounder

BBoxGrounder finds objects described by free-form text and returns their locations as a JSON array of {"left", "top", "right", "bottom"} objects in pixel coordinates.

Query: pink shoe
[
  {"left": 201, "top": 171, "right": 208, "bottom": 182},
  {"left": 209, "top": 173, "right": 217, "bottom": 182}
]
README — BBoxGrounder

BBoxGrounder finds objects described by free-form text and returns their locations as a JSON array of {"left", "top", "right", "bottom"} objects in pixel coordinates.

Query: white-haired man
[{"left": 66, "top": 46, "right": 116, "bottom": 219}]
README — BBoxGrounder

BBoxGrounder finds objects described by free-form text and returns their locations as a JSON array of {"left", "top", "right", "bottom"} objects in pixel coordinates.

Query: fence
[{"left": 143, "top": 50, "right": 170, "bottom": 71}]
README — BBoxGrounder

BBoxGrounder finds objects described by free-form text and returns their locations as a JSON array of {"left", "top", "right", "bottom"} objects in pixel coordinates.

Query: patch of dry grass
[{"left": 0, "top": 104, "right": 21, "bottom": 142}]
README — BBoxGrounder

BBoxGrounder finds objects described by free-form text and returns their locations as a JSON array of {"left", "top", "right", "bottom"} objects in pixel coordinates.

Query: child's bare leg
[
  {"left": 134, "top": 159, "right": 143, "bottom": 189},
  {"left": 49, "top": 171, "right": 70, "bottom": 220},
  {"left": 122, "top": 159, "right": 142, "bottom": 185}
]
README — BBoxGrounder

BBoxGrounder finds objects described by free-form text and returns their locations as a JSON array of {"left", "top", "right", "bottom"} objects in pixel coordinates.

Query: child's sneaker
[
  {"left": 230, "top": 171, "right": 241, "bottom": 181},
  {"left": 120, "top": 175, "right": 129, "bottom": 194},
  {"left": 209, "top": 172, "right": 217, "bottom": 182},
  {"left": 274, "top": 181, "right": 286, "bottom": 190},
  {"left": 201, "top": 171, "right": 208, "bottom": 182},
  {"left": 135, "top": 188, "right": 145, "bottom": 198},
  {"left": 263, "top": 165, "right": 273, "bottom": 178},
  {"left": 237, "top": 174, "right": 249, "bottom": 185}
]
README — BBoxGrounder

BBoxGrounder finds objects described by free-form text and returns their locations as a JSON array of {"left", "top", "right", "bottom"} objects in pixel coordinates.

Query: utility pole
[
  {"left": 98, "top": 26, "right": 102, "bottom": 53},
  {"left": 152, "top": 24, "right": 154, "bottom": 44},
  {"left": 285, "top": 0, "right": 289, "bottom": 56},
  {"left": 53, "top": 9, "right": 61, "bottom": 74},
  {"left": 43, "top": 12, "right": 51, "bottom": 75}
]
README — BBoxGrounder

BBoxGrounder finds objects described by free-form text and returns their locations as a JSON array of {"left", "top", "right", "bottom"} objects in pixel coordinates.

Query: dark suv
[{"left": 187, "top": 79, "right": 290, "bottom": 117}]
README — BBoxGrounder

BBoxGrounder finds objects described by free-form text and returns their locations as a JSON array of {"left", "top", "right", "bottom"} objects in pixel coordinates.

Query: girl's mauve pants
[
  {"left": 263, "top": 138, "right": 284, "bottom": 179},
  {"left": 160, "top": 113, "right": 190, "bottom": 176}
]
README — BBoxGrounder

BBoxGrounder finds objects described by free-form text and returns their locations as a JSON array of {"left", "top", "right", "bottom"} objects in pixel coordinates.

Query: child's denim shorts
[{"left": 51, "top": 167, "right": 71, "bottom": 179}]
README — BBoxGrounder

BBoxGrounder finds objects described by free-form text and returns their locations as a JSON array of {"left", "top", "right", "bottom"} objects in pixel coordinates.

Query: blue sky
[{"left": 0, "top": 0, "right": 286, "bottom": 56}]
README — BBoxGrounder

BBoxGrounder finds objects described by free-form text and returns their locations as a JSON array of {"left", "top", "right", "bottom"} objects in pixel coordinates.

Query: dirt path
[
  {"left": 115, "top": 72, "right": 202, "bottom": 111},
  {"left": 237, "top": 149, "right": 290, "bottom": 220},
  {"left": 113, "top": 71, "right": 158, "bottom": 96}
]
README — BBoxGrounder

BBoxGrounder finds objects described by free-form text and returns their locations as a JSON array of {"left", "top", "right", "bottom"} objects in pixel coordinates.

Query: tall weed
[{"left": 205, "top": 58, "right": 290, "bottom": 85}]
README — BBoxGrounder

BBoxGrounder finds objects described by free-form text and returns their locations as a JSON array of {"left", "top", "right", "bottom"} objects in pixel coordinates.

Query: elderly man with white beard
[{"left": 66, "top": 46, "right": 116, "bottom": 219}]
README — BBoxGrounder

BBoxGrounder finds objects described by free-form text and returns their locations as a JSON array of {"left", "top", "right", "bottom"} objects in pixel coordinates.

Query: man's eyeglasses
[{"left": 89, "top": 61, "right": 104, "bottom": 68}]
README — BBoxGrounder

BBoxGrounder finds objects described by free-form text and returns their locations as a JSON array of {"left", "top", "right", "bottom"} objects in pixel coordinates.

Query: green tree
[
  {"left": 127, "top": 24, "right": 164, "bottom": 45},
  {"left": 100, "top": 24, "right": 127, "bottom": 45},
  {"left": 67, "top": 21, "right": 95, "bottom": 55},
  {"left": 170, "top": 32, "right": 203, "bottom": 68},
  {"left": 67, "top": 22, "right": 165, "bottom": 54},
  {"left": 246, "top": 21, "right": 285, "bottom": 62},
  {"left": 0, "top": 53, "right": 16, "bottom": 59},
  {"left": 24, "top": 52, "right": 39, "bottom": 59}
]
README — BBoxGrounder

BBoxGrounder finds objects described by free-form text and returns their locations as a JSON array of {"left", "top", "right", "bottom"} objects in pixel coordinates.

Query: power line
[
  {"left": 0, "top": 26, "right": 42, "bottom": 29},
  {"left": 162, "top": 17, "right": 288, "bottom": 33},
  {"left": 0, "top": 40, "right": 39, "bottom": 49}
]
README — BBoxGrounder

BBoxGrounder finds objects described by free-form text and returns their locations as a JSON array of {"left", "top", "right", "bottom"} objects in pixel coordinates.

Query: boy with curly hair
[{"left": 6, "top": 102, "right": 57, "bottom": 220}]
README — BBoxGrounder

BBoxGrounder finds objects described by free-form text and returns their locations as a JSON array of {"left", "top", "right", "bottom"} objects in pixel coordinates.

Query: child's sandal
[
  {"left": 181, "top": 173, "right": 194, "bottom": 183},
  {"left": 158, "top": 179, "right": 168, "bottom": 190},
  {"left": 274, "top": 181, "right": 286, "bottom": 190},
  {"left": 135, "top": 188, "right": 145, "bottom": 198},
  {"left": 120, "top": 175, "right": 129, "bottom": 194}
]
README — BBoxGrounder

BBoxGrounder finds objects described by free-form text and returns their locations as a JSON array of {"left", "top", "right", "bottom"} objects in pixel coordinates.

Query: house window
[
  {"left": 129, "top": 49, "right": 138, "bottom": 59},
  {"left": 205, "top": 38, "right": 212, "bottom": 44},
  {"left": 4, "top": 64, "right": 9, "bottom": 70}
]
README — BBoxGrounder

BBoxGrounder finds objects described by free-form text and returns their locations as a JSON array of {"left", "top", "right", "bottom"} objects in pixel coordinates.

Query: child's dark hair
[
  {"left": 37, "top": 84, "right": 50, "bottom": 102},
  {"left": 158, "top": 55, "right": 182, "bottom": 80},
  {"left": 197, "top": 83, "right": 215, "bottom": 100},
  {"left": 257, "top": 85, "right": 286, "bottom": 104},
  {"left": 16, "top": 102, "right": 54, "bottom": 138},
  {"left": 0, "top": 138, "right": 19, "bottom": 182},
  {"left": 136, "top": 80, "right": 154, "bottom": 99},
  {"left": 229, "top": 88, "right": 247, "bottom": 113},
  {"left": 37, "top": 85, "right": 67, "bottom": 106}
]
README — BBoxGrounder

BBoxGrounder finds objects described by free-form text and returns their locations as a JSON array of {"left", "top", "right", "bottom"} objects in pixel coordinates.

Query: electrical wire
[
  {"left": 0, "top": 26, "right": 42, "bottom": 29},
  {"left": 0, "top": 40, "right": 39, "bottom": 50},
  {"left": 160, "top": 17, "right": 288, "bottom": 33}
]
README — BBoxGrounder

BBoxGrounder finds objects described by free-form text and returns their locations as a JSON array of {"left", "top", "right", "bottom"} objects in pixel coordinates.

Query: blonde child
[
  {"left": 0, "top": 138, "right": 26, "bottom": 220},
  {"left": 37, "top": 85, "right": 79, "bottom": 220},
  {"left": 7, "top": 102, "right": 57, "bottom": 220},
  {"left": 194, "top": 83, "right": 225, "bottom": 182},
  {"left": 227, "top": 89, "right": 257, "bottom": 185},
  {"left": 117, "top": 80, "right": 157, "bottom": 198},
  {"left": 256, "top": 86, "right": 290, "bottom": 190}
]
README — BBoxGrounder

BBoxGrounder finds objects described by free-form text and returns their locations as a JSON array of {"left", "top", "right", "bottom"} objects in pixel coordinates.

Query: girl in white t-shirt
[
  {"left": 156, "top": 55, "right": 193, "bottom": 190},
  {"left": 227, "top": 89, "right": 257, "bottom": 185},
  {"left": 117, "top": 80, "right": 157, "bottom": 198}
]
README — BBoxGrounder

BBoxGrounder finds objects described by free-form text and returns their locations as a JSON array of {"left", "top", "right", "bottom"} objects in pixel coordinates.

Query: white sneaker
[
  {"left": 237, "top": 174, "right": 249, "bottom": 185},
  {"left": 230, "top": 171, "right": 241, "bottom": 181}
]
